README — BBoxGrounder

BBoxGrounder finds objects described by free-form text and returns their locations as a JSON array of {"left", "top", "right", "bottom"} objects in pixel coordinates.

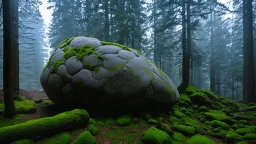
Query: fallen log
[{"left": 0, "top": 109, "right": 89, "bottom": 143}]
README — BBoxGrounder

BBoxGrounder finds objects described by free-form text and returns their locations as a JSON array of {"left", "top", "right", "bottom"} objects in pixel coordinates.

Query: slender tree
[{"left": 3, "top": 0, "right": 19, "bottom": 117}]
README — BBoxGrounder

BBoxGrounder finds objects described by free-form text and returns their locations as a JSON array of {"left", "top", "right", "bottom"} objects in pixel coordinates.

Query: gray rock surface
[{"left": 41, "top": 36, "right": 180, "bottom": 106}]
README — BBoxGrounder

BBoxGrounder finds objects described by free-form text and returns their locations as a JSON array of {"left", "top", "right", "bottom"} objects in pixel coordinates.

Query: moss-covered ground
[{"left": 0, "top": 85, "right": 255, "bottom": 144}]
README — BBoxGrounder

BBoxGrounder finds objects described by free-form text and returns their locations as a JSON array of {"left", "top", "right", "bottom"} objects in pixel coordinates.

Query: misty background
[{"left": 0, "top": 0, "right": 250, "bottom": 102}]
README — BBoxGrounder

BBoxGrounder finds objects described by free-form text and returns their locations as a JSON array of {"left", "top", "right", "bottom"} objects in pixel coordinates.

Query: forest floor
[{"left": 0, "top": 87, "right": 256, "bottom": 144}]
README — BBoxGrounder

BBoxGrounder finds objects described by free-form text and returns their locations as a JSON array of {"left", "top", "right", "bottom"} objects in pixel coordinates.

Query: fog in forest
[{"left": 0, "top": 0, "right": 254, "bottom": 102}]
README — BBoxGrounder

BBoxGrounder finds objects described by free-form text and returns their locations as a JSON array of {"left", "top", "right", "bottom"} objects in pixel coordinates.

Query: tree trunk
[
  {"left": 3, "top": 0, "right": 19, "bottom": 117},
  {"left": 153, "top": 0, "right": 158, "bottom": 65},
  {"left": 210, "top": 11, "right": 216, "bottom": 93},
  {"left": 185, "top": 0, "right": 191, "bottom": 86},
  {"left": 104, "top": 0, "right": 110, "bottom": 41},
  {"left": 216, "top": 62, "right": 221, "bottom": 95},
  {"left": 181, "top": 0, "right": 187, "bottom": 87},
  {"left": 243, "top": 0, "right": 255, "bottom": 103}
]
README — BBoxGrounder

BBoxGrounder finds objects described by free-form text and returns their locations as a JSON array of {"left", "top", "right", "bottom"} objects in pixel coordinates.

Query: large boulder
[{"left": 40, "top": 36, "right": 180, "bottom": 107}]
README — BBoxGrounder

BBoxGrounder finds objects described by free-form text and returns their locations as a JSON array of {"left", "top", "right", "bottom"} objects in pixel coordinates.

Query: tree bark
[
  {"left": 185, "top": 0, "right": 191, "bottom": 86},
  {"left": 243, "top": 0, "right": 255, "bottom": 103},
  {"left": 210, "top": 10, "right": 216, "bottom": 93},
  {"left": 181, "top": 0, "right": 188, "bottom": 87},
  {"left": 3, "top": 0, "right": 19, "bottom": 117},
  {"left": 104, "top": 0, "right": 110, "bottom": 41}
]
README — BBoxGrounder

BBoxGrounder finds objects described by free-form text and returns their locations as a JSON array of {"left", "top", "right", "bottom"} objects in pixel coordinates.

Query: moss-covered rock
[
  {"left": 204, "top": 110, "right": 230, "bottom": 122},
  {"left": 190, "top": 92, "right": 211, "bottom": 106},
  {"left": 141, "top": 126, "right": 171, "bottom": 144},
  {"left": 226, "top": 132, "right": 243, "bottom": 141},
  {"left": 89, "top": 118, "right": 96, "bottom": 125},
  {"left": 186, "top": 134, "right": 216, "bottom": 144},
  {"left": 86, "top": 124, "right": 98, "bottom": 136},
  {"left": 171, "top": 132, "right": 187, "bottom": 143},
  {"left": 243, "top": 133, "right": 256, "bottom": 140},
  {"left": 210, "top": 120, "right": 230, "bottom": 130},
  {"left": 183, "top": 118, "right": 202, "bottom": 130},
  {"left": 169, "top": 116, "right": 179, "bottom": 124},
  {"left": 36, "top": 132, "right": 71, "bottom": 144},
  {"left": 235, "top": 126, "right": 256, "bottom": 135},
  {"left": 72, "top": 131, "right": 96, "bottom": 144},
  {"left": 116, "top": 115, "right": 131, "bottom": 126},
  {"left": 148, "top": 119, "right": 158, "bottom": 125},
  {"left": 156, "top": 122, "right": 173, "bottom": 136},
  {"left": 173, "top": 124, "right": 196, "bottom": 135}
]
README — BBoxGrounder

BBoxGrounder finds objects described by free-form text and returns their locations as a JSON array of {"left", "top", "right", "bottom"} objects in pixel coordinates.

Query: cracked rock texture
[{"left": 40, "top": 36, "right": 180, "bottom": 106}]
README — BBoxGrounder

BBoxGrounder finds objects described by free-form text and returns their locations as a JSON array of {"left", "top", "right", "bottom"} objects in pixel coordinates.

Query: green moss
[
  {"left": 100, "top": 41, "right": 131, "bottom": 51},
  {"left": 11, "top": 139, "right": 34, "bottom": 144},
  {"left": 56, "top": 37, "right": 75, "bottom": 49},
  {"left": 243, "top": 133, "right": 256, "bottom": 140},
  {"left": 183, "top": 118, "right": 202, "bottom": 130},
  {"left": 171, "top": 132, "right": 187, "bottom": 142},
  {"left": 169, "top": 116, "right": 179, "bottom": 123},
  {"left": 186, "top": 134, "right": 216, "bottom": 144},
  {"left": 76, "top": 46, "right": 97, "bottom": 61},
  {"left": 86, "top": 124, "right": 98, "bottom": 136},
  {"left": 42, "top": 99, "right": 54, "bottom": 105},
  {"left": 83, "top": 64, "right": 101, "bottom": 73},
  {"left": 51, "top": 60, "right": 65, "bottom": 73},
  {"left": 36, "top": 132, "right": 71, "bottom": 144},
  {"left": 226, "top": 132, "right": 243, "bottom": 141},
  {"left": 108, "top": 64, "right": 126, "bottom": 72},
  {"left": 72, "top": 131, "right": 96, "bottom": 144},
  {"left": 200, "top": 90, "right": 219, "bottom": 101},
  {"left": 198, "top": 106, "right": 208, "bottom": 112},
  {"left": 0, "top": 96, "right": 36, "bottom": 114},
  {"left": 0, "top": 109, "right": 89, "bottom": 142},
  {"left": 185, "top": 85, "right": 199, "bottom": 95},
  {"left": 179, "top": 94, "right": 191, "bottom": 106},
  {"left": 173, "top": 110, "right": 185, "bottom": 118},
  {"left": 141, "top": 126, "right": 171, "bottom": 144},
  {"left": 190, "top": 92, "right": 211, "bottom": 106},
  {"left": 235, "top": 126, "right": 256, "bottom": 135},
  {"left": 156, "top": 122, "right": 173, "bottom": 136},
  {"left": 204, "top": 110, "right": 230, "bottom": 121},
  {"left": 238, "top": 120, "right": 248, "bottom": 124},
  {"left": 64, "top": 48, "right": 78, "bottom": 60},
  {"left": 143, "top": 68, "right": 155, "bottom": 81},
  {"left": 97, "top": 118, "right": 114, "bottom": 126},
  {"left": 96, "top": 54, "right": 105, "bottom": 60},
  {"left": 210, "top": 120, "right": 230, "bottom": 130},
  {"left": 148, "top": 119, "right": 158, "bottom": 125},
  {"left": 89, "top": 118, "right": 96, "bottom": 125},
  {"left": 135, "top": 49, "right": 143, "bottom": 55},
  {"left": 246, "top": 106, "right": 256, "bottom": 111},
  {"left": 157, "top": 67, "right": 166, "bottom": 78},
  {"left": 128, "top": 68, "right": 141, "bottom": 82},
  {"left": 166, "top": 84, "right": 176, "bottom": 95},
  {"left": 116, "top": 115, "right": 132, "bottom": 126},
  {"left": 0, "top": 114, "right": 27, "bottom": 128},
  {"left": 173, "top": 124, "right": 196, "bottom": 135},
  {"left": 103, "top": 123, "right": 145, "bottom": 143}
]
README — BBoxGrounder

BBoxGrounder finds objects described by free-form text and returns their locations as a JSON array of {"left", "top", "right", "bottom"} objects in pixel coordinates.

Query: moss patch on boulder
[
  {"left": 116, "top": 115, "right": 132, "bottom": 126},
  {"left": 72, "top": 131, "right": 96, "bottom": 144},
  {"left": 141, "top": 126, "right": 171, "bottom": 144},
  {"left": 186, "top": 134, "right": 216, "bottom": 144}
]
